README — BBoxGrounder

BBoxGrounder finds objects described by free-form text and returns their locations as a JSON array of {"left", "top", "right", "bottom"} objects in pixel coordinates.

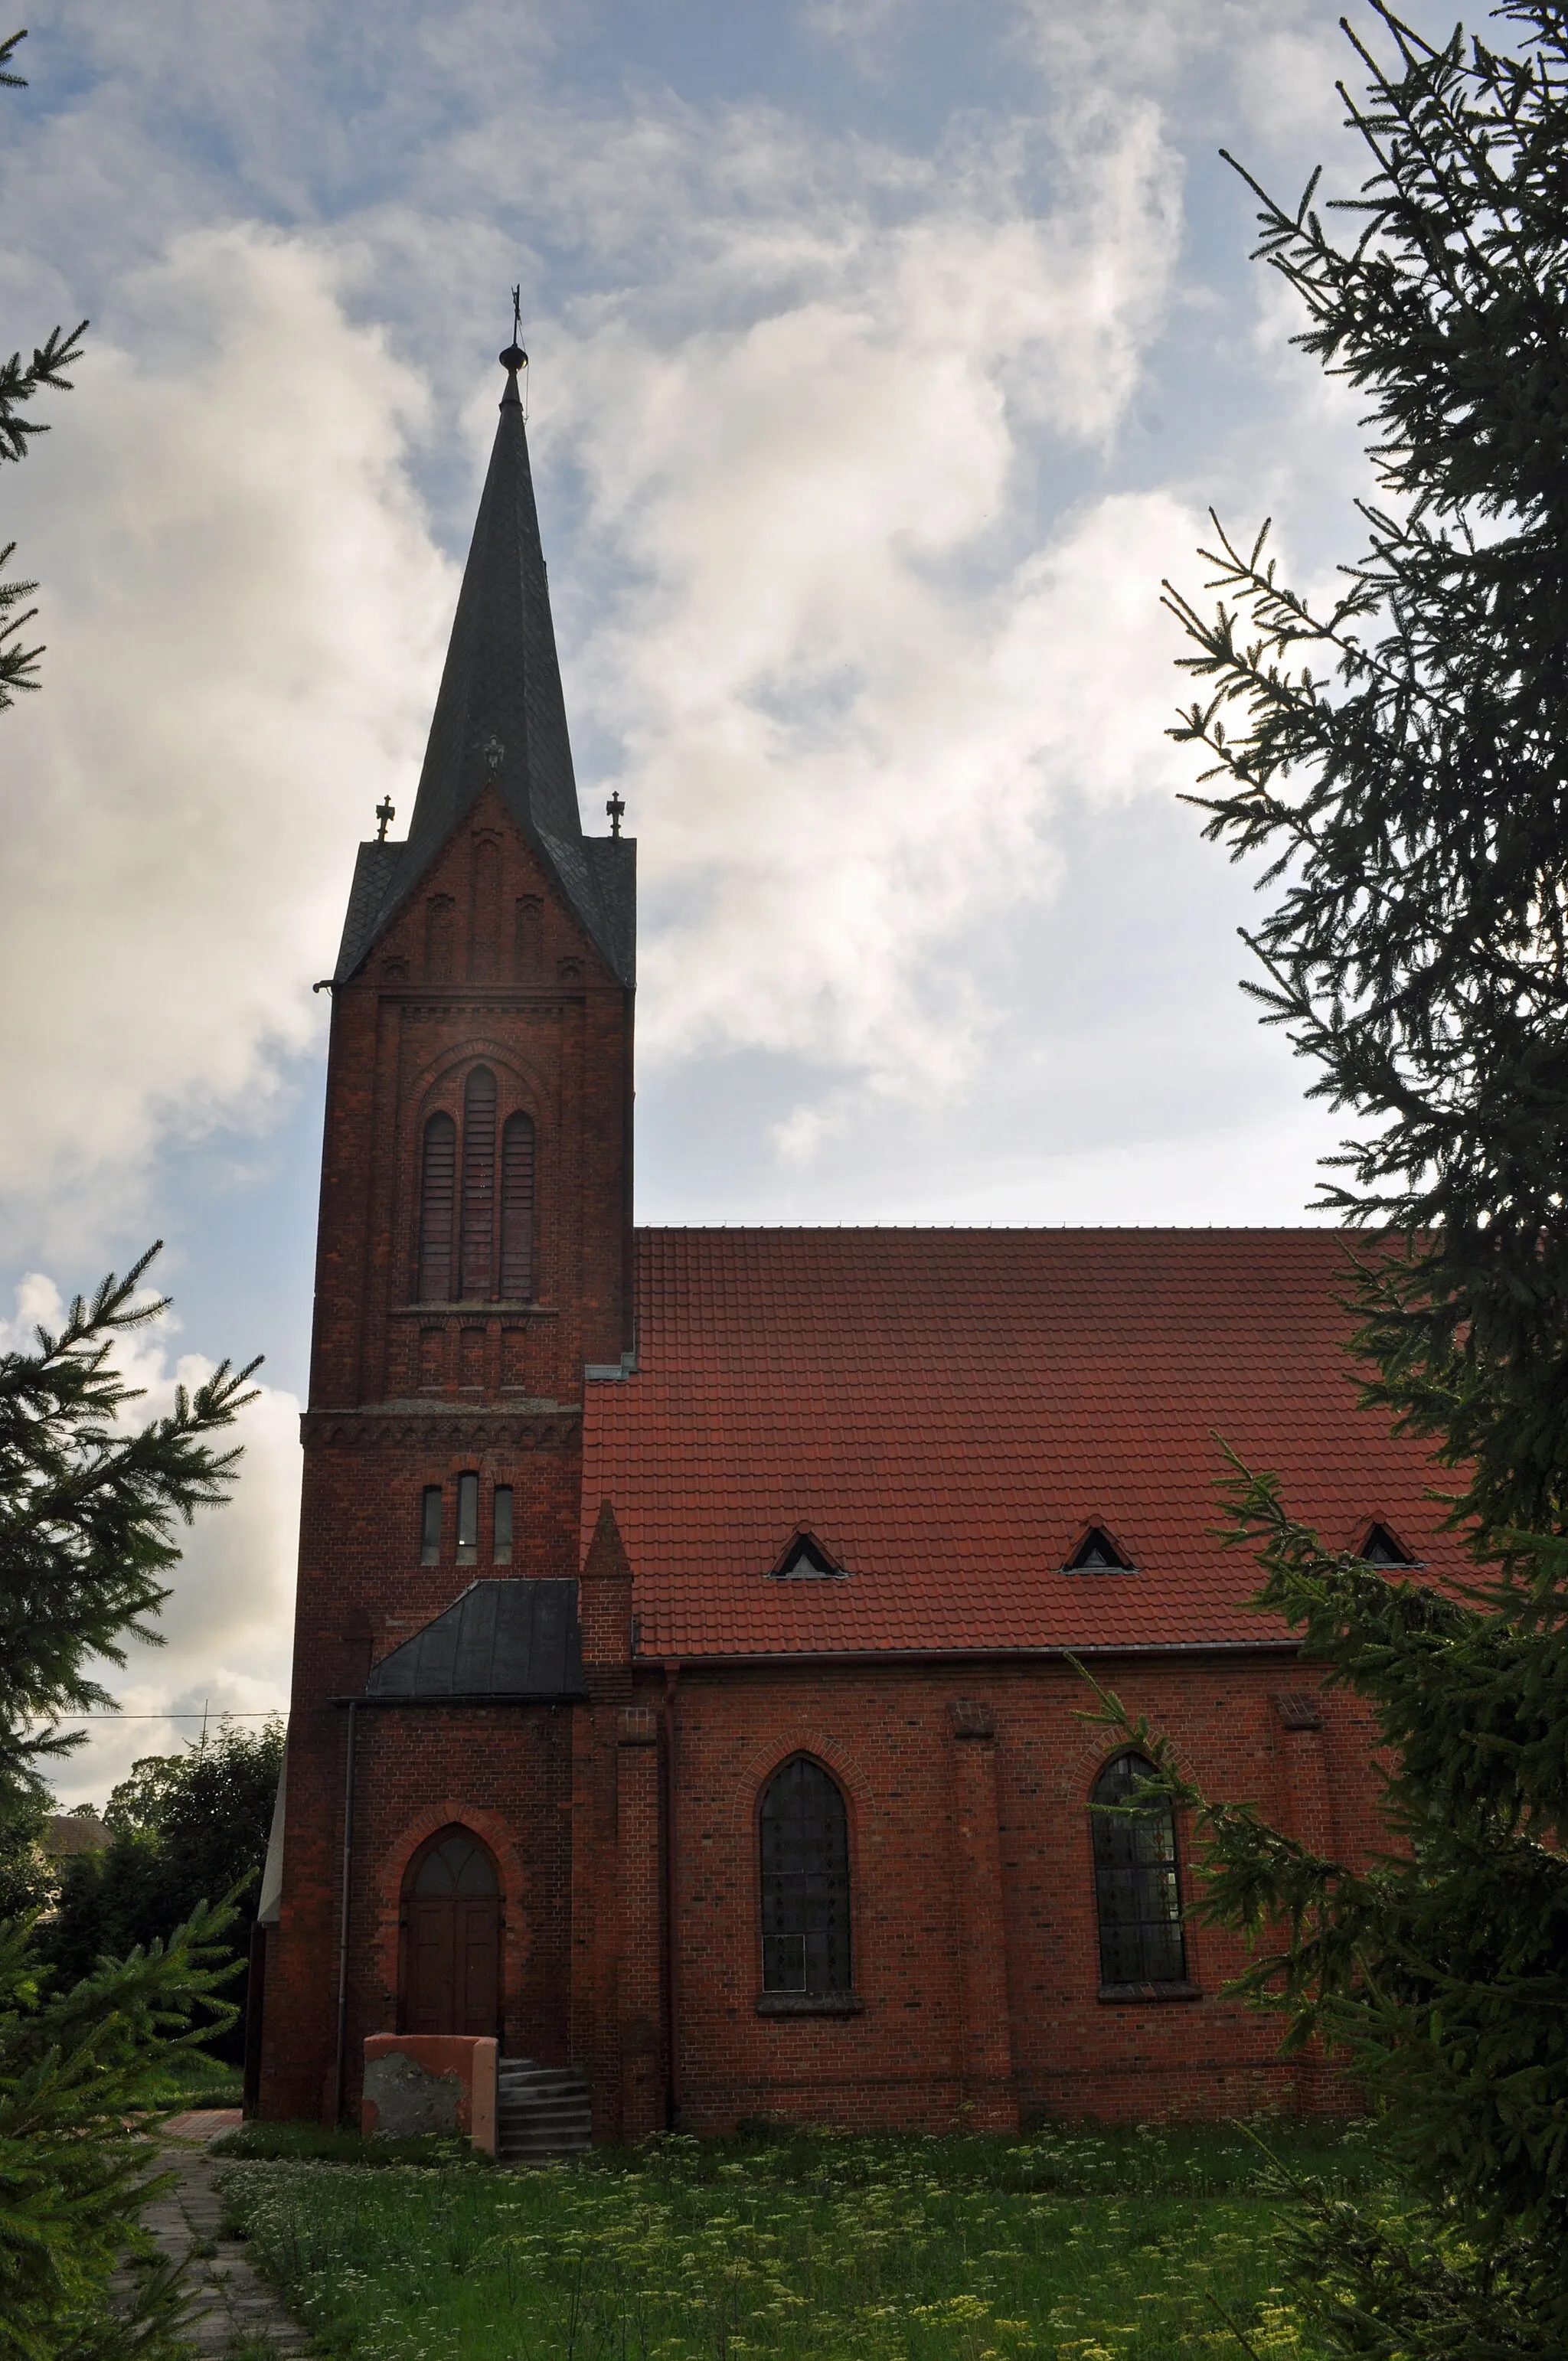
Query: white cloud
[
  {"left": 0, "top": 1270, "right": 298, "bottom": 1811},
  {"left": 0, "top": 224, "right": 455, "bottom": 1249},
  {"left": 527, "top": 113, "right": 1187, "bottom": 1123}
]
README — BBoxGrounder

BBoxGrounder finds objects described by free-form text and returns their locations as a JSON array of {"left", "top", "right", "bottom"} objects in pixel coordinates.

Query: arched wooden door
[{"left": 402, "top": 1826, "right": 501, "bottom": 2037}]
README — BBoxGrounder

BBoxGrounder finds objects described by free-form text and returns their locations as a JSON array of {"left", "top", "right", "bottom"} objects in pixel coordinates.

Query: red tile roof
[{"left": 580, "top": 1228, "right": 1459, "bottom": 1660}]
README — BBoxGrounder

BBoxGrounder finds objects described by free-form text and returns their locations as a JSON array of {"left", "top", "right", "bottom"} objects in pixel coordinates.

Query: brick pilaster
[
  {"left": 948, "top": 1700, "right": 1018, "bottom": 2133},
  {"left": 617, "top": 1706, "right": 664, "bottom": 2139}
]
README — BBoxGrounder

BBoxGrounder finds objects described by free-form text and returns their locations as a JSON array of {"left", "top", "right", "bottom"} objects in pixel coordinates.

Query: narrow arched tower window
[
  {"left": 1091, "top": 1752, "right": 1186, "bottom": 1986},
  {"left": 760, "top": 1756, "right": 851, "bottom": 1996},
  {"left": 417, "top": 1114, "right": 457, "bottom": 1302},
  {"left": 500, "top": 1112, "right": 536, "bottom": 1301},
  {"left": 459, "top": 1067, "right": 498, "bottom": 1299},
  {"left": 469, "top": 836, "right": 501, "bottom": 981}
]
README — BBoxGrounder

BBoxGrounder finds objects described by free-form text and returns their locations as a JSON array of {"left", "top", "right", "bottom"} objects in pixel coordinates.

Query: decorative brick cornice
[{"left": 301, "top": 1406, "right": 580, "bottom": 1453}]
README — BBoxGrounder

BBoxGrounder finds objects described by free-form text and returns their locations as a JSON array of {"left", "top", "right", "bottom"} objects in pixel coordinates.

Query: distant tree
[
  {"left": 0, "top": 30, "right": 86, "bottom": 710},
  {"left": 1122, "top": 6, "right": 1568, "bottom": 2357},
  {"left": 44, "top": 1720, "right": 286, "bottom": 2059}
]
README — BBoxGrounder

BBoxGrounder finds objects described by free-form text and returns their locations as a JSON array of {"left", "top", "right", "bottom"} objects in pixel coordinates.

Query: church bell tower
[{"left": 257, "top": 333, "right": 635, "bottom": 2122}]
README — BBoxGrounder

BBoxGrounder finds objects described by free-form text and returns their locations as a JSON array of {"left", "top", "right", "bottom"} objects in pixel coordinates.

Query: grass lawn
[
  {"left": 214, "top": 2119, "right": 1386, "bottom": 2359},
  {"left": 151, "top": 2046, "right": 244, "bottom": 2111}
]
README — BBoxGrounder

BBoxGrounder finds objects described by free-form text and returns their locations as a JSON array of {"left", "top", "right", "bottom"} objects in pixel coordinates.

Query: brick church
[{"left": 250, "top": 337, "right": 1455, "bottom": 2138}]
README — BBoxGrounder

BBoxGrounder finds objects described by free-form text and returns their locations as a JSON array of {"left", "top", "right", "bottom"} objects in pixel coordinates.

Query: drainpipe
[
  {"left": 332, "top": 1699, "right": 358, "bottom": 2126},
  {"left": 662, "top": 1659, "right": 682, "bottom": 2127}
]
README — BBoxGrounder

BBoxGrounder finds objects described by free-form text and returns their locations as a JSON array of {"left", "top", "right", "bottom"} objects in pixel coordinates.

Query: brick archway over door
[{"left": 402, "top": 1824, "right": 501, "bottom": 2037}]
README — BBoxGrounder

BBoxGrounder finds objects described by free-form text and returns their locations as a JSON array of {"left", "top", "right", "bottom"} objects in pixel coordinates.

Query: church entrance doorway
[{"left": 402, "top": 1826, "right": 501, "bottom": 2038}]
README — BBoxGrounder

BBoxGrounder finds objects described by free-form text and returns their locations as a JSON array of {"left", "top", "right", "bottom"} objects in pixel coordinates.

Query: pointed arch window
[
  {"left": 417, "top": 1074, "right": 537, "bottom": 1307},
  {"left": 760, "top": 1756, "right": 851, "bottom": 1997},
  {"left": 1091, "top": 1752, "right": 1187, "bottom": 1989},
  {"left": 500, "top": 1113, "right": 536, "bottom": 1302},
  {"left": 418, "top": 1115, "right": 457, "bottom": 1301},
  {"left": 459, "top": 1068, "right": 497, "bottom": 1300}
]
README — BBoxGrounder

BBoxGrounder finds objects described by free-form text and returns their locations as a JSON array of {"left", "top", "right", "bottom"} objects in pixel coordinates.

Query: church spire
[
  {"left": 335, "top": 324, "right": 634, "bottom": 987},
  {"left": 402, "top": 331, "right": 583, "bottom": 874}
]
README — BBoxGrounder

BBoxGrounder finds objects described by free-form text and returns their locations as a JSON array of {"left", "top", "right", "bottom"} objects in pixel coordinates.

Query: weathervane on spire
[
  {"left": 606, "top": 791, "right": 626, "bottom": 840},
  {"left": 500, "top": 286, "right": 528, "bottom": 376}
]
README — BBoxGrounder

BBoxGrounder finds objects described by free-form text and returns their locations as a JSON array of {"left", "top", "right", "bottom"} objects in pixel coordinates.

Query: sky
[{"left": 0, "top": 0, "right": 1459, "bottom": 1805}]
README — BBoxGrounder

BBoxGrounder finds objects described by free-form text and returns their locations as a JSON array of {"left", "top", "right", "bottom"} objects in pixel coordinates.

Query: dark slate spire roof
[
  {"left": 361, "top": 1579, "right": 586, "bottom": 1703},
  {"left": 335, "top": 342, "right": 634, "bottom": 986}
]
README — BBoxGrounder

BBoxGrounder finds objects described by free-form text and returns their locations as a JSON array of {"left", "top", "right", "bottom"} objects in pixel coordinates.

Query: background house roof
[{"left": 582, "top": 1227, "right": 1462, "bottom": 1659}]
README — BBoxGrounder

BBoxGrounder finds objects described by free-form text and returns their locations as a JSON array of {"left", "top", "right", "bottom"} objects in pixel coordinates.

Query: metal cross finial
[
  {"left": 606, "top": 790, "right": 626, "bottom": 840},
  {"left": 500, "top": 289, "right": 528, "bottom": 377},
  {"left": 375, "top": 795, "right": 395, "bottom": 842}
]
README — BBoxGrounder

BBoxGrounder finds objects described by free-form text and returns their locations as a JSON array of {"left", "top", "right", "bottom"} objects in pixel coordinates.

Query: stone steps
[{"left": 496, "top": 2059, "right": 593, "bottom": 2162}]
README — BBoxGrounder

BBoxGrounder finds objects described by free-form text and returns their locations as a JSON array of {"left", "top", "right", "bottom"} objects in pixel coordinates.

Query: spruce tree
[
  {"left": 0, "top": 42, "right": 263, "bottom": 2350},
  {"left": 0, "top": 31, "right": 86, "bottom": 710},
  {"left": 1119, "top": 5, "right": 1568, "bottom": 2353}
]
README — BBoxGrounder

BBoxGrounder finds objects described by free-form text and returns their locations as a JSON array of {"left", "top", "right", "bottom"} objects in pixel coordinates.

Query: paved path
[{"left": 127, "top": 2110, "right": 310, "bottom": 2356}]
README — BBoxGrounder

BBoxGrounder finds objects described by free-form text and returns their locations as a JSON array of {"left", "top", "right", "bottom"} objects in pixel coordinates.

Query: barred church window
[
  {"left": 459, "top": 1067, "right": 498, "bottom": 1299},
  {"left": 493, "top": 1485, "right": 513, "bottom": 1565},
  {"left": 420, "top": 1487, "right": 442, "bottom": 1566},
  {"left": 1091, "top": 1752, "right": 1185, "bottom": 1986},
  {"left": 760, "top": 1756, "right": 851, "bottom": 1996},
  {"left": 456, "top": 1473, "right": 479, "bottom": 1566},
  {"left": 500, "top": 1113, "right": 536, "bottom": 1301},
  {"left": 418, "top": 1114, "right": 456, "bottom": 1301}
]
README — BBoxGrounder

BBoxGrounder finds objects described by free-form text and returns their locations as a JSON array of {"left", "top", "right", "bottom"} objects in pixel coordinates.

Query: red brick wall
[
  {"left": 257, "top": 790, "right": 633, "bottom": 2122},
  {"left": 654, "top": 1656, "right": 1380, "bottom": 2132}
]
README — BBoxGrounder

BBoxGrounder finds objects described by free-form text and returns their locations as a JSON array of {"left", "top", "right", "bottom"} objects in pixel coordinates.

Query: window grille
[
  {"left": 418, "top": 1114, "right": 456, "bottom": 1301},
  {"left": 459, "top": 1068, "right": 498, "bottom": 1299},
  {"left": 500, "top": 1113, "right": 535, "bottom": 1301},
  {"left": 420, "top": 1486, "right": 442, "bottom": 1566},
  {"left": 456, "top": 1473, "right": 479, "bottom": 1566},
  {"left": 493, "top": 1485, "right": 514, "bottom": 1566},
  {"left": 1091, "top": 1752, "right": 1185, "bottom": 1984},
  {"left": 760, "top": 1756, "right": 851, "bottom": 1995}
]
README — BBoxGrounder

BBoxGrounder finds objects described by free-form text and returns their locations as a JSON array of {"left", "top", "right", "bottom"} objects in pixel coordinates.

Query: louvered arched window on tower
[
  {"left": 459, "top": 1067, "right": 497, "bottom": 1299},
  {"left": 417, "top": 1113, "right": 457, "bottom": 1301},
  {"left": 501, "top": 1112, "right": 536, "bottom": 1301}
]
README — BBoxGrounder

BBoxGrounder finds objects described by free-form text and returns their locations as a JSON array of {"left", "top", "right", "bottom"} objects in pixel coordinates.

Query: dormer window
[
  {"left": 772, "top": 1531, "right": 842, "bottom": 1580},
  {"left": 1360, "top": 1521, "right": 1416, "bottom": 1567},
  {"left": 1064, "top": 1525, "right": 1134, "bottom": 1574}
]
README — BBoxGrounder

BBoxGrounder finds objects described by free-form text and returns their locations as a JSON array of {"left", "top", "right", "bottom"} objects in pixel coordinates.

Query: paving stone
[{"left": 117, "top": 2113, "right": 309, "bottom": 2356}]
